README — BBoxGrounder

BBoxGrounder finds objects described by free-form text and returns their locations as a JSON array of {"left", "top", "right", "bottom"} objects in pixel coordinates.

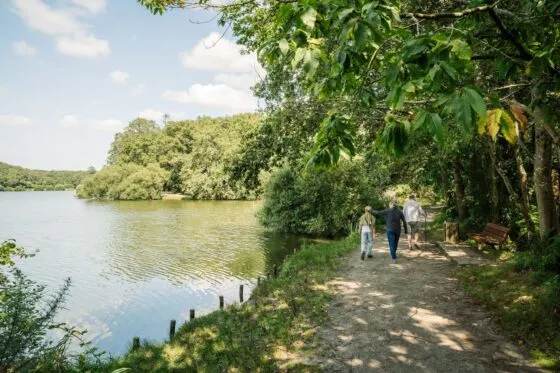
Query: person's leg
[
  {"left": 407, "top": 226, "right": 412, "bottom": 249},
  {"left": 395, "top": 232, "right": 401, "bottom": 254},
  {"left": 366, "top": 231, "right": 373, "bottom": 257},
  {"left": 387, "top": 231, "right": 397, "bottom": 260},
  {"left": 360, "top": 231, "right": 367, "bottom": 260}
]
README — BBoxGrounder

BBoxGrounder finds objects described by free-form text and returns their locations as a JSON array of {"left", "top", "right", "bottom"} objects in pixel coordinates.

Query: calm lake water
[{"left": 0, "top": 191, "right": 300, "bottom": 355}]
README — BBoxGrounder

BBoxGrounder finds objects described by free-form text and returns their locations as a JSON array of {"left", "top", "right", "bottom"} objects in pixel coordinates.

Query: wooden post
[
  {"left": 273, "top": 265, "right": 278, "bottom": 278},
  {"left": 219, "top": 295, "right": 224, "bottom": 309},
  {"left": 444, "top": 221, "right": 459, "bottom": 243},
  {"left": 257, "top": 276, "right": 261, "bottom": 286},
  {"left": 190, "top": 309, "right": 195, "bottom": 321},
  {"left": 132, "top": 337, "right": 140, "bottom": 351},
  {"left": 293, "top": 248, "right": 297, "bottom": 254},
  {"left": 239, "top": 284, "right": 244, "bottom": 303}
]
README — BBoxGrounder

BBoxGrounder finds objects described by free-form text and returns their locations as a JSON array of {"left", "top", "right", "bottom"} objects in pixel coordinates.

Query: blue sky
[{"left": 0, "top": 0, "right": 261, "bottom": 170}]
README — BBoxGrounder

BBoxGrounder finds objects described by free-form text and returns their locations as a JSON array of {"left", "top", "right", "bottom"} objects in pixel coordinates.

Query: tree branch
[
  {"left": 401, "top": 5, "right": 491, "bottom": 19},
  {"left": 486, "top": 6, "right": 532, "bottom": 61}
]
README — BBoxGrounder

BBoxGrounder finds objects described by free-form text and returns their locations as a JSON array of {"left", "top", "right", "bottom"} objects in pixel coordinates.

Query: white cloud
[
  {"left": 132, "top": 83, "right": 147, "bottom": 95},
  {"left": 109, "top": 70, "right": 129, "bottom": 83},
  {"left": 213, "top": 73, "right": 258, "bottom": 91},
  {"left": 162, "top": 84, "right": 257, "bottom": 113},
  {"left": 0, "top": 86, "right": 7, "bottom": 96},
  {"left": 138, "top": 109, "right": 187, "bottom": 121},
  {"left": 56, "top": 35, "right": 110, "bottom": 58},
  {"left": 181, "top": 32, "right": 258, "bottom": 72},
  {"left": 71, "top": 0, "right": 106, "bottom": 13},
  {"left": 138, "top": 109, "right": 164, "bottom": 121},
  {"left": 11, "top": 0, "right": 110, "bottom": 59},
  {"left": 12, "top": 0, "right": 83, "bottom": 35},
  {"left": 60, "top": 115, "right": 81, "bottom": 127},
  {"left": 93, "top": 119, "right": 124, "bottom": 131},
  {"left": 0, "top": 114, "right": 32, "bottom": 126},
  {"left": 13, "top": 41, "right": 37, "bottom": 56}
]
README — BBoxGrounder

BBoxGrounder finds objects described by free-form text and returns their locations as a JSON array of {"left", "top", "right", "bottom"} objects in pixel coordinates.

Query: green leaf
[
  {"left": 278, "top": 39, "right": 289, "bottom": 55},
  {"left": 463, "top": 88, "right": 486, "bottom": 117},
  {"left": 413, "top": 111, "right": 428, "bottom": 128},
  {"left": 303, "top": 49, "right": 321, "bottom": 78},
  {"left": 430, "top": 113, "right": 444, "bottom": 144},
  {"left": 428, "top": 64, "right": 441, "bottom": 81},
  {"left": 499, "top": 110, "right": 517, "bottom": 143},
  {"left": 301, "top": 7, "right": 317, "bottom": 29},
  {"left": 355, "top": 22, "right": 369, "bottom": 48},
  {"left": 439, "top": 60, "right": 459, "bottom": 81},
  {"left": 451, "top": 39, "right": 472, "bottom": 60},
  {"left": 402, "top": 81, "right": 415, "bottom": 93},
  {"left": 455, "top": 95, "right": 473, "bottom": 133},
  {"left": 403, "top": 41, "right": 428, "bottom": 60},
  {"left": 338, "top": 8, "right": 355, "bottom": 22},
  {"left": 293, "top": 29, "right": 308, "bottom": 46},
  {"left": 487, "top": 109, "right": 502, "bottom": 140},
  {"left": 380, "top": 5, "right": 400, "bottom": 21},
  {"left": 292, "top": 47, "right": 306, "bottom": 68}
]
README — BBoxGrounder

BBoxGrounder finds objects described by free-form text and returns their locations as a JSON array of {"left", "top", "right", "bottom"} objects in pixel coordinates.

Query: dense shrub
[
  {"left": 0, "top": 241, "right": 104, "bottom": 372},
  {"left": 76, "top": 163, "right": 168, "bottom": 200},
  {"left": 259, "top": 162, "right": 386, "bottom": 236}
]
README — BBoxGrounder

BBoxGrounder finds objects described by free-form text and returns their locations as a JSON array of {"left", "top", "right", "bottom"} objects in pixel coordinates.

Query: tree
[{"left": 139, "top": 0, "right": 560, "bottom": 238}]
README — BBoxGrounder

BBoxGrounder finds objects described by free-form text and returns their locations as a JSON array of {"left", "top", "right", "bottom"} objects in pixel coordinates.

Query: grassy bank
[
  {"left": 94, "top": 235, "right": 358, "bottom": 372},
  {"left": 456, "top": 260, "right": 560, "bottom": 370}
]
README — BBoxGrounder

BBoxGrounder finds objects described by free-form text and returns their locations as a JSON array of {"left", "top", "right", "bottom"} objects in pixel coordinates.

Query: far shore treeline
[{"left": 0, "top": 162, "right": 93, "bottom": 192}]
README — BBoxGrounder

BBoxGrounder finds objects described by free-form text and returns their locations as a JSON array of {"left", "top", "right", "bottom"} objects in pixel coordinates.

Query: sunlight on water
[{"left": 0, "top": 192, "right": 300, "bottom": 355}]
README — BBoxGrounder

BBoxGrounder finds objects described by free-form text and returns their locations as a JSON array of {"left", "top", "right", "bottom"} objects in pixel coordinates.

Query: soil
[{"left": 308, "top": 209, "right": 546, "bottom": 372}]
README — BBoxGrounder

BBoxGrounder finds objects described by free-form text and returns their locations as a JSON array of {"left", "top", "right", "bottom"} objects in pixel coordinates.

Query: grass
[
  {"left": 89, "top": 235, "right": 359, "bottom": 372},
  {"left": 456, "top": 260, "right": 560, "bottom": 370}
]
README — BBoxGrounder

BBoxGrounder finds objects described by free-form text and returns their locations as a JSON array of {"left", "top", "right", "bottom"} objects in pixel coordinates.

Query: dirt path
[{"left": 309, "top": 210, "right": 544, "bottom": 372}]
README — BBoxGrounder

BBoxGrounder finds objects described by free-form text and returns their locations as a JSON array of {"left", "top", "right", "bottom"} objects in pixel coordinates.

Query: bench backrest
[{"left": 482, "top": 223, "right": 510, "bottom": 242}]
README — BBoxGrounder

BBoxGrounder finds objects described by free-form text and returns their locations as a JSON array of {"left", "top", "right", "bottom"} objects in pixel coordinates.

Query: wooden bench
[{"left": 469, "top": 223, "right": 510, "bottom": 249}]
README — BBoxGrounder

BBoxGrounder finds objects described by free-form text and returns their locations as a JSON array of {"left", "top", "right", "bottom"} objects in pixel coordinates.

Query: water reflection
[{"left": 0, "top": 192, "right": 301, "bottom": 354}]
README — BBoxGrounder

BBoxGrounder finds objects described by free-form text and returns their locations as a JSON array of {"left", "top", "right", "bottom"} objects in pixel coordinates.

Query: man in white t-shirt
[{"left": 403, "top": 194, "right": 426, "bottom": 249}]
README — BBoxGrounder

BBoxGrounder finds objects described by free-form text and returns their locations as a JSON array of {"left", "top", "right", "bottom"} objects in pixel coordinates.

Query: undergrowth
[{"left": 456, "top": 261, "right": 560, "bottom": 370}]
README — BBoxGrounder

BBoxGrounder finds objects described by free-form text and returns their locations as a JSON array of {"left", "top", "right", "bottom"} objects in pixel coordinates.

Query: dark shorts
[{"left": 407, "top": 221, "right": 420, "bottom": 234}]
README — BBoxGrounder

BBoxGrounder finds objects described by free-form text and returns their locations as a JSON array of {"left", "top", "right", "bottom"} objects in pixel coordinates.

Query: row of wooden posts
[{"left": 131, "top": 262, "right": 283, "bottom": 351}]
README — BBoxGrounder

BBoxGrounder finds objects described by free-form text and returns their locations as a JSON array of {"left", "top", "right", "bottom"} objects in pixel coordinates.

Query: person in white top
[{"left": 402, "top": 194, "right": 426, "bottom": 250}]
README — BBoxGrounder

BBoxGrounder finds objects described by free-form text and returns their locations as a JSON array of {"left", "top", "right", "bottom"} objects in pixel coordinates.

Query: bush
[
  {"left": 76, "top": 164, "right": 168, "bottom": 200},
  {"left": 259, "top": 162, "right": 386, "bottom": 236},
  {"left": 0, "top": 241, "right": 104, "bottom": 372}
]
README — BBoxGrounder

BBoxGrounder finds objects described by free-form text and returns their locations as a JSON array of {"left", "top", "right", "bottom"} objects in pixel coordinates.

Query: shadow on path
[{"left": 309, "top": 209, "right": 545, "bottom": 372}]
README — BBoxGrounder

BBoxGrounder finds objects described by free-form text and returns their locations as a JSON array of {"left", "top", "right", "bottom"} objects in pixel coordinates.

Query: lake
[{"left": 0, "top": 191, "right": 301, "bottom": 355}]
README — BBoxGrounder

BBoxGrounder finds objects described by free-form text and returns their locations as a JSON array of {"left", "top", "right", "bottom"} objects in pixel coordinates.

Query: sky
[{"left": 0, "top": 0, "right": 262, "bottom": 170}]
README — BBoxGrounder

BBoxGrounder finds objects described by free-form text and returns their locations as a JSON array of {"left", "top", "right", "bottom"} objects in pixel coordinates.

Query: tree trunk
[
  {"left": 439, "top": 156, "right": 450, "bottom": 205},
  {"left": 452, "top": 159, "right": 467, "bottom": 221},
  {"left": 515, "top": 144, "right": 536, "bottom": 235},
  {"left": 534, "top": 123, "right": 558, "bottom": 238},
  {"left": 485, "top": 140, "right": 499, "bottom": 221}
]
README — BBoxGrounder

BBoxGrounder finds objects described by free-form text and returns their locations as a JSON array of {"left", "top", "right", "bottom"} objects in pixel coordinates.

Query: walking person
[
  {"left": 372, "top": 201, "right": 407, "bottom": 264},
  {"left": 403, "top": 194, "right": 426, "bottom": 250},
  {"left": 358, "top": 206, "right": 376, "bottom": 261}
]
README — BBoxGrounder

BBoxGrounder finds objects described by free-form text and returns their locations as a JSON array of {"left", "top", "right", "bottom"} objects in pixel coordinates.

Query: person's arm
[
  {"left": 419, "top": 205, "right": 426, "bottom": 216},
  {"left": 400, "top": 211, "right": 408, "bottom": 234},
  {"left": 371, "top": 208, "right": 388, "bottom": 216}
]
